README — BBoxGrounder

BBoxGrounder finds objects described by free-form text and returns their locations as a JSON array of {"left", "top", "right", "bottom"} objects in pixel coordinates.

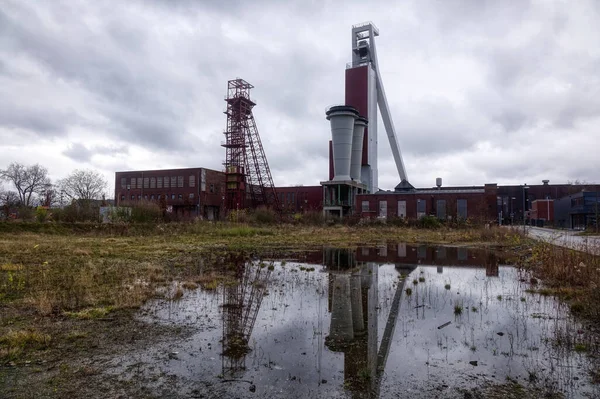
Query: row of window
[
  {"left": 120, "top": 193, "right": 195, "bottom": 201},
  {"left": 277, "top": 192, "right": 310, "bottom": 207},
  {"left": 120, "top": 175, "right": 195, "bottom": 190},
  {"left": 362, "top": 199, "right": 469, "bottom": 219}
]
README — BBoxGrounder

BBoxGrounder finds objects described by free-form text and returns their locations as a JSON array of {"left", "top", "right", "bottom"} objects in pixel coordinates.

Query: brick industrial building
[
  {"left": 114, "top": 167, "right": 225, "bottom": 220},
  {"left": 356, "top": 181, "right": 600, "bottom": 224}
]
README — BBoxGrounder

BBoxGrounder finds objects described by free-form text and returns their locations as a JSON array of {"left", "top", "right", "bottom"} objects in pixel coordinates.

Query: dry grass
[
  {"left": 0, "top": 329, "right": 51, "bottom": 360},
  {"left": 521, "top": 240, "right": 600, "bottom": 322}
]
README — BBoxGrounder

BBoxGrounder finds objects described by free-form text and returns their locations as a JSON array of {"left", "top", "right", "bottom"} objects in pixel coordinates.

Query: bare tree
[
  {"left": 0, "top": 189, "right": 19, "bottom": 218},
  {"left": 0, "top": 163, "right": 50, "bottom": 207},
  {"left": 58, "top": 169, "right": 107, "bottom": 201},
  {"left": 38, "top": 183, "right": 59, "bottom": 207}
]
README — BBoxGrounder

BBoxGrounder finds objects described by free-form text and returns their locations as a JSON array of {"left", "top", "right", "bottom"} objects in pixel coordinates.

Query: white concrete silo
[
  {"left": 326, "top": 105, "right": 359, "bottom": 181},
  {"left": 350, "top": 116, "right": 368, "bottom": 183}
]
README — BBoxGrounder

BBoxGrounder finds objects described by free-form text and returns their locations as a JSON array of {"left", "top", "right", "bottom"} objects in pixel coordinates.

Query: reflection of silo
[
  {"left": 326, "top": 105, "right": 358, "bottom": 181},
  {"left": 326, "top": 274, "right": 354, "bottom": 349},
  {"left": 350, "top": 116, "right": 368, "bottom": 182},
  {"left": 350, "top": 275, "right": 364, "bottom": 335}
]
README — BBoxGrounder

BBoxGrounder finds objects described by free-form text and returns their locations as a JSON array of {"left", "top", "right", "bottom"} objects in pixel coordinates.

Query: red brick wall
[
  {"left": 274, "top": 186, "right": 322, "bottom": 213},
  {"left": 356, "top": 191, "right": 495, "bottom": 221}
]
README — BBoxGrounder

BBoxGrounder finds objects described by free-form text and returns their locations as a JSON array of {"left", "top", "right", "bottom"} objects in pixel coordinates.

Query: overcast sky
[{"left": 1, "top": 0, "right": 599, "bottom": 195}]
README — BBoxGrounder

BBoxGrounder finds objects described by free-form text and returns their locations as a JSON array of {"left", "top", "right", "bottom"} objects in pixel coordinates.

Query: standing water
[{"left": 106, "top": 244, "right": 597, "bottom": 398}]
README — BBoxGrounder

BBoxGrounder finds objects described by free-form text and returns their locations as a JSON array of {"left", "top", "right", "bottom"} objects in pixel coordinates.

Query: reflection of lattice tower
[
  {"left": 222, "top": 79, "right": 280, "bottom": 212},
  {"left": 222, "top": 262, "right": 271, "bottom": 377}
]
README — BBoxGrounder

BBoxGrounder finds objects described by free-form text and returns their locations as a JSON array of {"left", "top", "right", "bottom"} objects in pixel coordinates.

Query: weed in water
[
  {"left": 412, "top": 279, "right": 419, "bottom": 285},
  {"left": 418, "top": 277, "right": 425, "bottom": 283},
  {"left": 267, "top": 264, "right": 275, "bottom": 271},
  {"left": 471, "top": 306, "right": 478, "bottom": 312},
  {"left": 405, "top": 288, "right": 412, "bottom": 296},
  {"left": 574, "top": 343, "right": 587, "bottom": 353},
  {"left": 172, "top": 286, "right": 184, "bottom": 300},
  {"left": 444, "top": 284, "right": 451, "bottom": 290},
  {"left": 454, "top": 304, "right": 463, "bottom": 315},
  {"left": 497, "top": 295, "right": 503, "bottom": 301}
]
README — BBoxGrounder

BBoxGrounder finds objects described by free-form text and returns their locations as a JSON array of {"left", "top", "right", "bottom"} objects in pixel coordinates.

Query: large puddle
[{"left": 108, "top": 245, "right": 597, "bottom": 398}]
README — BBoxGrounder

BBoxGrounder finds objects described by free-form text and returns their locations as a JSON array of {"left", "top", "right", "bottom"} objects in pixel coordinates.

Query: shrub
[
  {"left": 418, "top": 215, "right": 441, "bottom": 229},
  {"left": 130, "top": 201, "right": 162, "bottom": 223},
  {"left": 252, "top": 207, "right": 278, "bottom": 225},
  {"left": 35, "top": 207, "right": 48, "bottom": 223}
]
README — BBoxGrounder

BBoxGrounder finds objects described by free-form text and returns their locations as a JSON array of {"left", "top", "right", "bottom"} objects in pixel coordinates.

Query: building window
[
  {"left": 164, "top": 177, "right": 170, "bottom": 188},
  {"left": 144, "top": 194, "right": 148, "bottom": 200},
  {"left": 437, "top": 200, "right": 446, "bottom": 220},
  {"left": 171, "top": 194, "right": 175, "bottom": 200},
  {"left": 157, "top": 194, "right": 161, "bottom": 200},
  {"left": 137, "top": 195, "right": 141, "bottom": 200},
  {"left": 210, "top": 184, "right": 215, "bottom": 193},
  {"left": 362, "top": 200, "right": 370, "bottom": 212},
  {"left": 417, "top": 199, "right": 426, "bottom": 218},
  {"left": 457, "top": 199, "right": 468, "bottom": 220},
  {"left": 121, "top": 195, "right": 125, "bottom": 200},
  {"left": 150, "top": 194, "right": 155, "bottom": 200},
  {"left": 144, "top": 177, "right": 149, "bottom": 189},
  {"left": 397, "top": 200, "right": 406, "bottom": 218},
  {"left": 171, "top": 176, "right": 177, "bottom": 188},
  {"left": 189, "top": 175, "right": 195, "bottom": 187},
  {"left": 178, "top": 194, "right": 183, "bottom": 199},
  {"left": 131, "top": 178, "right": 136, "bottom": 189},
  {"left": 131, "top": 195, "right": 135, "bottom": 200},
  {"left": 291, "top": 192, "right": 295, "bottom": 206},
  {"left": 157, "top": 177, "right": 163, "bottom": 189},
  {"left": 137, "top": 177, "right": 142, "bottom": 188},
  {"left": 150, "top": 177, "right": 156, "bottom": 188},
  {"left": 189, "top": 193, "right": 194, "bottom": 199},
  {"left": 120, "top": 178, "right": 126, "bottom": 189},
  {"left": 379, "top": 200, "right": 388, "bottom": 218}
]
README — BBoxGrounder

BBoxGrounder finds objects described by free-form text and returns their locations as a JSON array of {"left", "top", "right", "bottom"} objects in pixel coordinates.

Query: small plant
[
  {"left": 418, "top": 277, "right": 425, "bottom": 283},
  {"left": 454, "top": 304, "right": 463, "bottom": 315},
  {"left": 444, "top": 284, "right": 451, "bottom": 290},
  {"left": 470, "top": 345, "right": 477, "bottom": 352},
  {"left": 471, "top": 306, "right": 478, "bottom": 312},
  {"left": 405, "top": 288, "right": 412, "bottom": 296},
  {"left": 267, "top": 264, "right": 275, "bottom": 271},
  {"left": 412, "top": 279, "right": 418, "bottom": 285},
  {"left": 574, "top": 343, "right": 588, "bottom": 352},
  {"left": 520, "top": 297, "right": 526, "bottom": 302},
  {"left": 497, "top": 295, "right": 503, "bottom": 301},
  {"left": 172, "top": 285, "right": 184, "bottom": 300}
]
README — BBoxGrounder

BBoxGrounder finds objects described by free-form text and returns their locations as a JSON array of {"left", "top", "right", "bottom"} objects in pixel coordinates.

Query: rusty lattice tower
[{"left": 222, "top": 79, "right": 280, "bottom": 212}]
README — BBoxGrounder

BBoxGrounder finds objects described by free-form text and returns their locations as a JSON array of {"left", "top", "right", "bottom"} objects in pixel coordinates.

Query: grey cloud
[
  {"left": 63, "top": 143, "right": 128, "bottom": 163},
  {"left": 1, "top": 0, "right": 599, "bottom": 188}
]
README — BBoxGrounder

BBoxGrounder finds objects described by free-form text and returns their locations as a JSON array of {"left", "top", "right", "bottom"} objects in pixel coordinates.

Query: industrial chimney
[
  {"left": 326, "top": 105, "right": 358, "bottom": 181},
  {"left": 436, "top": 177, "right": 442, "bottom": 188},
  {"left": 350, "top": 116, "right": 368, "bottom": 183}
]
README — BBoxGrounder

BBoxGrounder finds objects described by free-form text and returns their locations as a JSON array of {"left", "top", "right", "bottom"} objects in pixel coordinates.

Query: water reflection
[
  {"left": 124, "top": 244, "right": 597, "bottom": 398},
  {"left": 221, "top": 256, "right": 271, "bottom": 378}
]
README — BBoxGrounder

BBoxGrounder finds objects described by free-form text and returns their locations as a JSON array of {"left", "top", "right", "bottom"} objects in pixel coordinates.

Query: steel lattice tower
[{"left": 222, "top": 79, "right": 280, "bottom": 212}]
